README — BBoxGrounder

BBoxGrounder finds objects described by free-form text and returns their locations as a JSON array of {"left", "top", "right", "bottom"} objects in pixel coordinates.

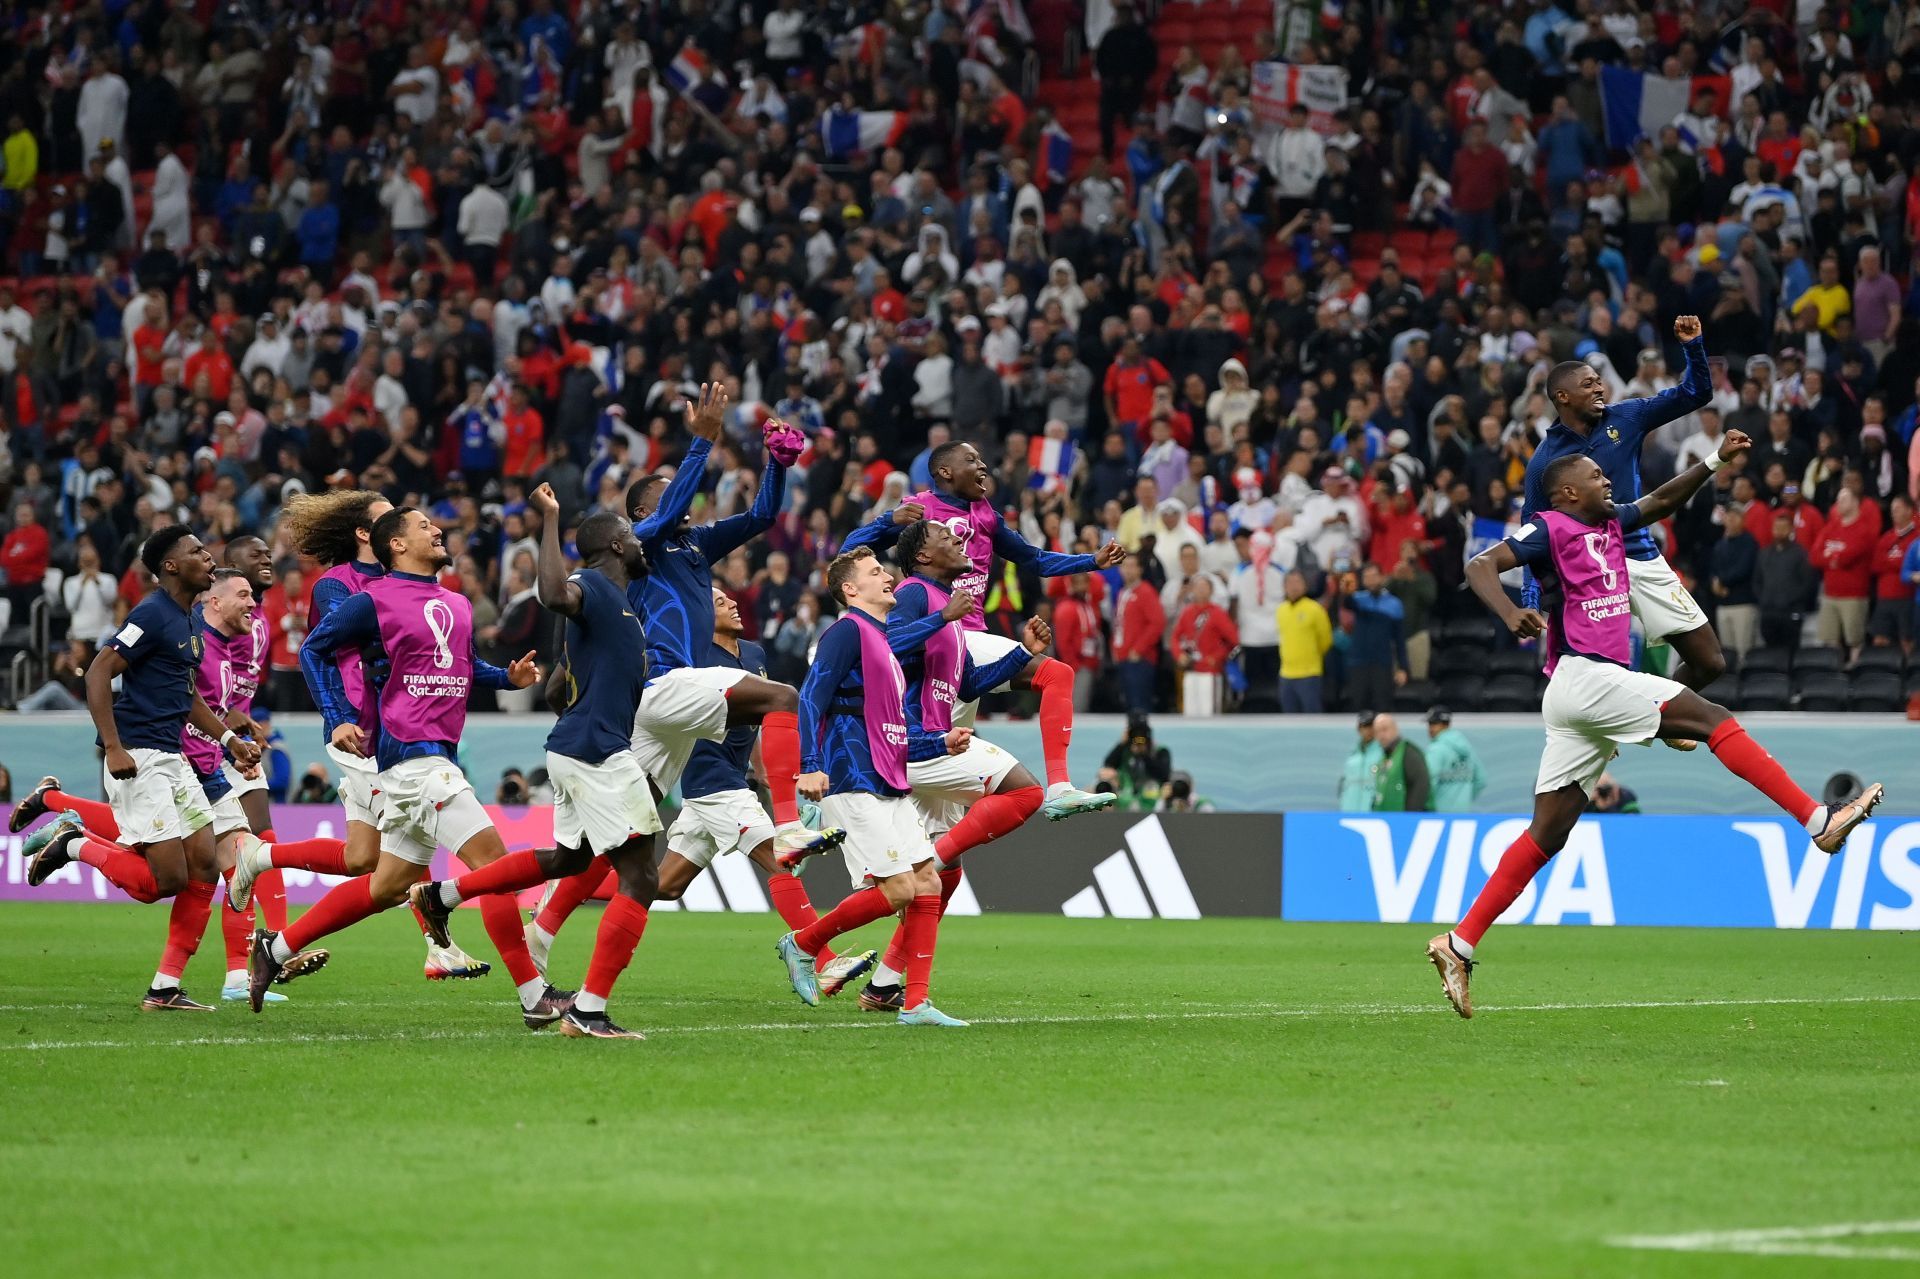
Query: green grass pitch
[{"left": 2, "top": 904, "right": 1916, "bottom": 1276}]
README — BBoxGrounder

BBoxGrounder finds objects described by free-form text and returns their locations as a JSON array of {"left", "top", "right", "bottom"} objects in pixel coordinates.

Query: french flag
[
  {"left": 1027, "top": 435, "right": 1076, "bottom": 494},
  {"left": 665, "top": 45, "right": 709, "bottom": 94},
  {"left": 1600, "top": 67, "right": 1729, "bottom": 149},
  {"left": 1038, "top": 120, "right": 1073, "bottom": 190},
  {"left": 820, "top": 107, "right": 907, "bottom": 161}
]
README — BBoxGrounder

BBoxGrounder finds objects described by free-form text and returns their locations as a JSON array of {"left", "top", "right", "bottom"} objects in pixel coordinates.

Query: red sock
[
  {"left": 536, "top": 856, "right": 611, "bottom": 934},
  {"left": 479, "top": 892, "right": 541, "bottom": 985},
  {"left": 882, "top": 867, "right": 964, "bottom": 974},
  {"left": 900, "top": 893, "right": 943, "bottom": 1008},
  {"left": 269, "top": 837, "right": 351, "bottom": 875},
  {"left": 761, "top": 709, "right": 802, "bottom": 825},
  {"left": 934, "top": 785, "right": 1041, "bottom": 862},
  {"left": 157, "top": 880, "right": 216, "bottom": 980},
  {"left": 283, "top": 876, "right": 380, "bottom": 950},
  {"left": 794, "top": 885, "right": 893, "bottom": 957},
  {"left": 255, "top": 869, "right": 288, "bottom": 931},
  {"left": 1708, "top": 719, "right": 1819, "bottom": 825},
  {"left": 452, "top": 849, "right": 547, "bottom": 900},
  {"left": 46, "top": 790, "right": 119, "bottom": 839},
  {"left": 1455, "top": 832, "right": 1553, "bottom": 948},
  {"left": 1029, "top": 657, "right": 1075, "bottom": 788},
  {"left": 582, "top": 894, "right": 649, "bottom": 999},
  {"left": 71, "top": 834, "right": 162, "bottom": 902},
  {"left": 218, "top": 878, "right": 254, "bottom": 970},
  {"left": 765, "top": 872, "right": 835, "bottom": 965}
]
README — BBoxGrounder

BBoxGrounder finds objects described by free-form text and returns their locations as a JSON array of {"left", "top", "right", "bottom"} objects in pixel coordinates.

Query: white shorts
[
  {"left": 221, "top": 759, "right": 267, "bottom": 798},
  {"left": 107, "top": 748, "right": 211, "bottom": 845},
  {"left": 1537, "top": 655, "right": 1686, "bottom": 797},
  {"left": 547, "top": 749, "right": 663, "bottom": 854},
  {"left": 631, "top": 666, "right": 747, "bottom": 793},
  {"left": 1627, "top": 555, "right": 1705, "bottom": 645},
  {"left": 376, "top": 755, "right": 494, "bottom": 866},
  {"left": 328, "top": 743, "right": 384, "bottom": 827},
  {"left": 667, "top": 788, "right": 778, "bottom": 869},
  {"left": 207, "top": 788, "right": 250, "bottom": 838},
  {"left": 906, "top": 737, "right": 1021, "bottom": 837},
  {"left": 952, "top": 631, "right": 1027, "bottom": 729},
  {"left": 820, "top": 791, "right": 935, "bottom": 886}
]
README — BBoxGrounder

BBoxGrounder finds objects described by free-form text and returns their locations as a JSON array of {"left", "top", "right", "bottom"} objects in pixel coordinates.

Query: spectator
[
  {"left": 1870, "top": 495, "right": 1917, "bottom": 655},
  {"left": 1, "top": 502, "right": 50, "bottom": 618},
  {"left": 1051, "top": 572, "right": 1105, "bottom": 711},
  {"left": 1345, "top": 562, "right": 1408, "bottom": 712},
  {"left": 264, "top": 563, "right": 311, "bottom": 712},
  {"left": 1277, "top": 568, "right": 1333, "bottom": 714},
  {"left": 1337, "top": 711, "right": 1382, "bottom": 812},
  {"left": 1098, "top": 713, "right": 1173, "bottom": 812},
  {"left": 1710, "top": 502, "right": 1762, "bottom": 663},
  {"left": 1449, "top": 121, "right": 1507, "bottom": 253},
  {"left": 1387, "top": 542, "right": 1437, "bottom": 682},
  {"left": 61, "top": 537, "right": 118, "bottom": 644},
  {"left": 1814, "top": 488, "right": 1875, "bottom": 654},
  {"left": 1423, "top": 706, "right": 1487, "bottom": 812},
  {"left": 1754, "top": 510, "right": 1820, "bottom": 651},
  {"left": 1171, "top": 575, "right": 1238, "bottom": 718},
  {"left": 1368, "top": 712, "right": 1429, "bottom": 812},
  {"left": 1588, "top": 773, "right": 1642, "bottom": 814},
  {"left": 1112, "top": 551, "right": 1165, "bottom": 715}
]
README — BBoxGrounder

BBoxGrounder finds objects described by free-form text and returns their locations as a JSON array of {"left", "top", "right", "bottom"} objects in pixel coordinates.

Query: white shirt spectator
[
  {"left": 1271, "top": 123, "right": 1327, "bottom": 199},
  {"left": 77, "top": 68, "right": 129, "bottom": 158},
  {"left": 242, "top": 326, "right": 290, "bottom": 378},
  {"left": 63, "top": 570, "right": 119, "bottom": 644},
  {"left": 391, "top": 65, "right": 440, "bottom": 126},
  {"left": 1676, "top": 424, "right": 1724, "bottom": 472},
  {"left": 1297, "top": 489, "right": 1369, "bottom": 568},
  {"left": 764, "top": 5, "right": 807, "bottom": 60},
  {"left": 0, "top": 297, "right": 31, "bottom": 375},
  {"left": 1228, "top": 560, "right": 1290, "bottom": 646},
  {"left": 457, "top": 184, "right": 509, "bottom": 248},
  {"left": 374, "top": 372, "right": 409, "bottom": 433},
  {"left": 380, "top": 170, "right": 431, "bottom": 232},
  {"left": 912, "top": 353, "right": 954, "bottom": 419},
  {"left": 540, "top": 271, "right": 577, "bottom": 319},
  {"left": 149, "top": 150, "right": 191, "bottom": 249}
]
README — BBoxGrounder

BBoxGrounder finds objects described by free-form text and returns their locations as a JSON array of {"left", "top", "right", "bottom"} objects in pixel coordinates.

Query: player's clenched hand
[
  {"left": 530, "top": 483, "right": 560, "bottom": 516},
  {"left": 944, "top": 727, "right": 973, "bottom": 756},
  {"left": 229, "top": 736, "right": 262, "bottom": 768},
  {"left": 683, "top": 381, "right": 728, "bottom": 442},
  {"left": 1093, "top": 541, "right": 1126, "bottom": 569},
  {"left": 508, "top": 651, "right": 540, "bottom": 688},
  {"left": 1717, "top": 429, "right": 1752, "bottom": 465},
  {"left": 105, "top": 746, "right": 137, "bottom": 779},
  {"left": 1505, "top": 608, "right": 1549, "bottom": 640},
  {"left": 1022, "top": 616, "right": 1052, "bottom": 654},
  {"left": 330, "top": 723, "right": 367, "bottom": 757},
  {"left": 891, "top": 501, "right": 925, "bottom": 526},
  {"left": 939, "top": 588, "right": 975, "bottom": 622},
  {"left": 1673, "top": 315, "right": 1702, "bottom": 342},
  {"left": 796, "top": 770, "right": 830, "bottom": 801}
]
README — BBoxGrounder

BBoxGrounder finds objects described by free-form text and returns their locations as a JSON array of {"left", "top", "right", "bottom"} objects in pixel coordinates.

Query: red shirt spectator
[
  {"left": 1815, "top": 495, "right": 1876, "bottom": 600},
  {"left": 1781, "top": 493, "right": 1824, "bottom": 558},
  {"left": 1874, "top": 503, "right": 1918, "bottom": 603},
  {"left": 1112, "top": 573, "right": 1166, "bottom": 662},
  {"left": 264, "top": 573, "right": 311, "bottom": 675},
  {"left": 1449, "top": 128, "right": 1508, "bottom": 214},
  {"left": 131, "top": 320, "right": 167, "bottom": 388},
  {"left": 1367, "top": 493, "right": 1428, "bottom": 570},
  {"left": 871, "top": 283, "right": 908, "bottom": 324},
  {"left": 1050, "top": 582, "right": 1105, "bottom": 673},
  {"left": 1172, "top": 596, "right": 1239, "bottom": 674},
  {"left": 501, "top": 394, "right": 546, "bottom": 479},
  {"left": 2, "top": 506, "right": 50, "bottom": 589},
  {"left": 1104, "top": 345, "right": 1172, "bottom": 430},
  {"left": 183, "top": 345, "right": 236, "bottom": 402}
]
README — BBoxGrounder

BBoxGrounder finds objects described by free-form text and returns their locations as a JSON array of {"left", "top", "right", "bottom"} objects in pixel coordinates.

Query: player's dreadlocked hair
[
  {"left": 895, "top": 517, "right": 938, "bottom": 573},
  {"left": 280, "top": 490, "right": 389, "bottom": 567}
]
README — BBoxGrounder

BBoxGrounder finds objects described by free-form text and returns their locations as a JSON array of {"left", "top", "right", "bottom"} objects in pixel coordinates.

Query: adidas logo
[{"left": 1060, "top": 815, "right": 1200, "bottom": 919}]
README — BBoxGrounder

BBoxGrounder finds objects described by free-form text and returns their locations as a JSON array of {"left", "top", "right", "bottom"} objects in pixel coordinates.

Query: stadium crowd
[{"left": 1, "top": 0, "right": 1919, "bottom": 726}]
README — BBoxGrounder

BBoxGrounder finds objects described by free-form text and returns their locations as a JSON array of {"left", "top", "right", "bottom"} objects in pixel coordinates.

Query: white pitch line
[
  {"left": 1610, "top": 1220, "right": 1920, "bottom": 1262},
  {"left": 1, "top": 993, "right": 1915, "bottom": 1052}
]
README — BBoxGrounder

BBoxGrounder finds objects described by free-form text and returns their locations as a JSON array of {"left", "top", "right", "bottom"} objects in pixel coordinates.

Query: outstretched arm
[
  {"left": 1622, "top": 430, "right": 1751, "bottom": 531},
  {"left": 632, "top": 437, "right": 712, "bottom": 540},
  {"left": 1621, "top": 316, "right": 1711, "bottom": 437},
  {"left": 696, "top": 452, "right": 787, "bottom": 559},
  {"left": 529, "top": 483, "right": 583, "bottom": 616},
  {"left": 990, "top": 519, "right": 1101, "bottom": 577},
  {"left": 843, "top": 500, "right": 925, "bottom": 554}
]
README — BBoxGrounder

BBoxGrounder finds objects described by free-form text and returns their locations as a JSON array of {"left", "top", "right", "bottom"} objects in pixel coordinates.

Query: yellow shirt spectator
[
  {"left": 1793, "top": 260, "right": 1852, "bottom": 335},
  {"left": 1277, "top": 595, "right": 1333, "bottom": 679},
  {"left": 2, "top": 126, "right": 37, "bottom": 194}
]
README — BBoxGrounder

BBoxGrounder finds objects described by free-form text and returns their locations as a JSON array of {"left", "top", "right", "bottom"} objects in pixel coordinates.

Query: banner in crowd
[
  {"left": 1281, "top": 813, "right": 1920, "bottom": 931},
  {"left": 1250, "top": 61, "right": 1349, "bottom": 136},
  {"left": 1598, "top": 67, "right": 1732, "bottom": 149}
]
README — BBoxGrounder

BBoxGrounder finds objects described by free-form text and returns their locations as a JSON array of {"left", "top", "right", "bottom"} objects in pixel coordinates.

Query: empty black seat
[
  {"left": 1793, "top": 646, "right": 1844, "bottom": 673},
  {"left": 1739, "top": 671, "right": 1791, "bottom": 711},
  {"left": 1431, "top": 646, "right": 1484, "bottom": 679},
  {"left": 1742, "top": 647, "right": 1792, "bottom": 674},
  {"left": 1487, "top": 649, "right": 1541, "bottom": 677},
  {"left": 1852, "top": 647, "right": 1907, "bottom": 674},
  {"left": 1482, "top": 674, "right": 1540, "bottom": 712},
  {"left": 1436, "top": 677, "right": 1486, "bottom": 712},
  {"left": 1393, "top": 679, "right": 1438, "bottom": 712},
  {"left": 1848, "top": 671, "right": 1906, "bottom": 712},
  {"left": 1796, "top": 671, "right": 1849, "bottom": 711}
]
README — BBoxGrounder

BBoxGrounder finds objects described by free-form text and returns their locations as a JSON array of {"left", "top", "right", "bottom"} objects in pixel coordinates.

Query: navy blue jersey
[
  {"left": 102, "top": 590, "right": 200, "bottom": 752},
  {"left": 196, "top": 762, "right": 233, "bottom": 803},
  {"left": 1522, "top": 337, "right": 1709, "bottom": 561},
  {"left": 546, "top": 569, "right": 650, "bottom": 765},
  {"left": 631, "top": 438, "right": 785, "bottom": 677},
  {"left": 680, "top": 639, "right": 768, "bottom": 798},
  {"left": 798, "top": 610, "right": 948, "bottom": 798},
  {"left": 890, "top": 577, "right": 1032, "bottom": 734}
]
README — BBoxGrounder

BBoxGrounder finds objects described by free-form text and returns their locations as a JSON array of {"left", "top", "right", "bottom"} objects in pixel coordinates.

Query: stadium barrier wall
[
  {"left": 2, "top": 712, "right": 1917, "bottom": 816},
  {"left": 8, "top": 808, "right": 1920, "bottom": 930}
]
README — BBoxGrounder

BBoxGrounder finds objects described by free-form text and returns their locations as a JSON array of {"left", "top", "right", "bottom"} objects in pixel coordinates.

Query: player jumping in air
[
  {"left": 19, "top": 526, "right": 313, "bottom": 1010},
  {"left": 244, "top": 507, "right": 549, "bottom": 1020},
  {"left": 1523, "top": 315, "right": 1724, "bottom": 711},
  {"left": 621, "top": 386, "right": 841, "bottom": 864},
  {"left": 1428, "top": 429, "right": 1885, "bottom": 1017},
  {"left": 409, "top": 484, "right": 664, "bottom": 1039},
  {"left": 776, "top": 546, "right": 973, "bottom": 1026},
  {"left": 226, "top": 490, "right": 492, "bottom": 980},
  {"left": 521, "top": 587, "right": 879, "bottom": 999},
  {"left": 844, "top": 441, "right": 1123, "bottom": 819},
  {"left": 856, "top": 519, "right": 1055, "bottom": 1011}
]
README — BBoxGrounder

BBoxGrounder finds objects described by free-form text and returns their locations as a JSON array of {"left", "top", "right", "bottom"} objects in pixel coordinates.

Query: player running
[
  {"left": 1428, "top": 429, "right": 1884, "bottom": 1017},
  {"left": 1524, "top": 315, "right": 1724, "bottom": 703},
  {"left": 225, "top": 490, "right": 492, "bottom": 980},
  {"left": 620, "top": 386, "right": 835, "bottom": 864},
  {"left": 18, "top": 525, "right": 306, "bottom": 1011},
  {"left": 243, "top": 507, "right": 549, "bottom": 1020},
  {"left": 408, "top": 485, "right": 664, "bottom": 1038},
  {"left": 520, "top": 586, "right": 878, "bottom": 998},
  {"left": 775, "top": 546, "right": 973, "bottom": 1027},
  {"left": 843, "top": 440, "right": 1122, "bottom": 819},
  {"left": 856, "top": 519, "right": 1054, "bottom": 1011}
]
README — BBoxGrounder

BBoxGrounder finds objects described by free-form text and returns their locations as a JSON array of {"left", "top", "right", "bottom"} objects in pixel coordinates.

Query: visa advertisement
[{"left": 1282, "top": 813, "right": 1920, "bottom": 931}]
